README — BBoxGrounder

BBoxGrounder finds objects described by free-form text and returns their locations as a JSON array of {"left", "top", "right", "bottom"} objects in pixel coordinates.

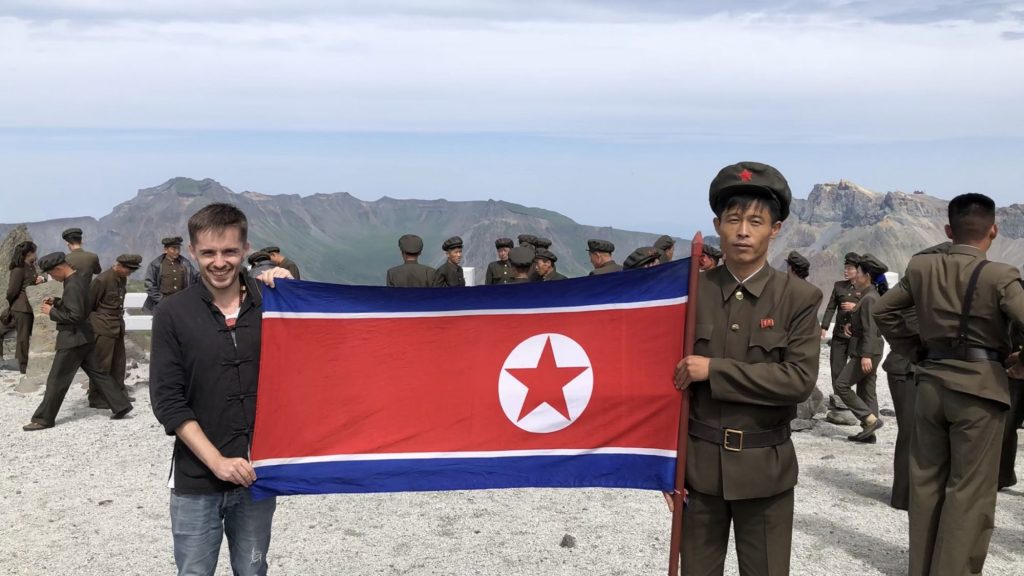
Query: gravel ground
[{"left": 1, "top": 350, "right": 1022, "bottom": 576}]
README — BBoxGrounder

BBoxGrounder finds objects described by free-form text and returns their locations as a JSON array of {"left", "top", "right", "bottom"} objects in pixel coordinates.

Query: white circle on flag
[{"left": 498, "top": 333, "right": 594, "bottom": 433}]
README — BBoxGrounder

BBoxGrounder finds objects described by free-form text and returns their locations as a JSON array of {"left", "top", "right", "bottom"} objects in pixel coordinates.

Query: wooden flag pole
[{"left": 667, "top": 232, "right": 703, "bottom": 576}]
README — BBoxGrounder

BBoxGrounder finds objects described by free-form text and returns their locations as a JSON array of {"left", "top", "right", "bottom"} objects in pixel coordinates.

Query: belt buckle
[{"left": 723, "top": 428, "right": 744, "bottom": 452}]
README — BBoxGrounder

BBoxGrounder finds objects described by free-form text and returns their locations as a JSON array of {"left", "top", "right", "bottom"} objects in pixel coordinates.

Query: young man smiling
[
  {"left": 673, "top": 162, "right": 822, "bottom": 576},
  {"left": 151, "top": 203, "right": 291, "bottom": 576}
]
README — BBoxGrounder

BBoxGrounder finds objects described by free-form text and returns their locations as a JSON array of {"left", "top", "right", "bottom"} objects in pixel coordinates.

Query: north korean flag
[{"left": 250, "top": 259, "right": 690, "bottom": 499}]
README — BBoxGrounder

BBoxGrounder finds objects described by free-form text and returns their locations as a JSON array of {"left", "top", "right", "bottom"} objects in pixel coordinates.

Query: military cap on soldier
[
  {"left": 37, "top": 252, "right": 67, "bottom": 273},
  {"left": 442, "top": 236, "right": 463, "bottom": 251},
  {"left": 587, "top": 239, "right": 615, "bottom": 254},
  {"left": 517, "top": 234, "right": 537, "bottom": 247},
  {"left": 248, "top": 251, "right": 272, "bottom": 266},
  {"left": 703, "top": 244, "right": 723, "bottom": 260},
  {"left": 844, "top": 252, "right": 862, "bottom": 266},
  {"left": 61, "top": 227, "right": 83, "bottom": 242},
  {"left": 654, "top": 235, "right": 675, "bottom": 252},
  {"left": 495, "top": 237, "right": 514, "bottom": 249},
  {"left": 162, "top": 236, "right": 184, "bottom": 247},
  {"left": 261, "top": 246, "right": 281, "bottom": 254},
  {"left": 116, "top": 254, "right": 143, "bottom": 270},
  {"left": 533, "top": 237, "right": 552, "bottom": 249},
  {"left": 624, "top": 247, "right": 662, "bottom": 270},
  {"left": 534, "top": 248, "right": 558, "bottom": 263},
  {"left": 398, "top": 234, "right": 424, "bottom": 255},
  {"left": 509, "top": 246, "right": 535, "bottom": 267},
  {"left": 709, "top": 161, "right": 792, "bottom": 222},
  {"left": 858, "top": 253, "right": 888, "bottom": 277},
  {"left": 786, "top": 251, "right": 810, "bottom": 277}
]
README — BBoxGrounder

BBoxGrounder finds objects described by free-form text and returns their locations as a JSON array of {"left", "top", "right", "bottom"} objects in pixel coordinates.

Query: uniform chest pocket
[{"left": 749, "top": 330, "right": 787, "bottom": 362}]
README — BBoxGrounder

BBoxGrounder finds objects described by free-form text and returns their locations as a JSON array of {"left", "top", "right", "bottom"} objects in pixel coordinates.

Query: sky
[{"left": 1, "top": 1, "right": 1023, "bottom": 236}]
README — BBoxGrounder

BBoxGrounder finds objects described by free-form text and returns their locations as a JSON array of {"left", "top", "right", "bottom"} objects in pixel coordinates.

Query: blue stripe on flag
[
  {"left": 250, "top": 454, "right": 676, "bottom": 499},
  {"left": 262, "top": 257, "right": 690, "bottom": 314}
]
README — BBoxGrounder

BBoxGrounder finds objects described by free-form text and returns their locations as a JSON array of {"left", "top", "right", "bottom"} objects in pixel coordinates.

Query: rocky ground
[{"left": 0, "top": 346, "right": 1022, "bottom": 576}]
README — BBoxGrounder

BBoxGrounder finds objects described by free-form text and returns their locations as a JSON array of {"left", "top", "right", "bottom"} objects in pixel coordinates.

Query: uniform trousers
[
  {"left": 829, "top": 337, "right": 850, "bottom": 384},
  {"left": 681, "top": 488, "right": 794, "bottom": 576},
  {"left": 14, "top": 311, "right": 33, "bottom": 372},
  {"left": 832, "top": 353, "right": 881, "bottom": 422},
  {"left": 997, "top": 379, "right": 1024, "bottom": 489},
  {"left": 31, "top": 342, "right": 131, "bottom": 426},
  {"left": 909, "top": 376, "right": 1005, "bottom": 576},
  {"left": 88, "top": 333, "right": 127, "bottom": 406},
  {"left": 887, "top": 371, "right": 916, "bottom": 510}
]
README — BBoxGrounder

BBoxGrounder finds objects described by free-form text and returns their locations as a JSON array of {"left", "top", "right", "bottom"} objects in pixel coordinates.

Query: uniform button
[
  {"left": 730, "top": 324, "right": 740, "bottom": 332},
  {"left": 735, "top": 291, "right": 744, "bottom": 301}
]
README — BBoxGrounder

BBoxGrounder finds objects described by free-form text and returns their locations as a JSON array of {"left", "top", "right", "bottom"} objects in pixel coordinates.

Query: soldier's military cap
[
  {"left": 398, "top": 234, "right": 424, "bottom": 254},
  {"left": 534, "top": 248, "right": 558, "bottom": 263},
  {"left": 509, "top": 246, "right": 535, "bottom": 267},
  {"left": 703, "top": 244, "right": 723, "bottom": 260},
  {"left": 162, "top": 236, "right": 184, "bottom": 247},
  {"left": 709, "top": 161, "right": 792, "bottom": 222},
  {"left": 248, "top": 251, "right": 272, "bottom": 265},
  {"left": 624, "top": 247, "right": 662, "bottom": 270},
  {"left": 37, "top": 251, "right": 66, "bottom": 273},
  {"left": 261, "top": 246, "right": 282, "bottom": 254},
  {"left": 442, "top": 236, "right": 463, "bottom": 251},
  {"left": 858, "top": 253, "right": 888, "bottom": 277},
  {"left": 587, "top": 239, "right": 615, "bottom": 254},
  {"left": 61, "top": 228, "right": 83, "bottom": 242},
  {"left": 495, "top": 237, "right": 514, "bottom": 249},
  {"left": 116, "top": 254, "right": 143, "bottom": 270},
  {"left": 654, "top": 235, "right": 675, "bottom": 251},
  {"left": 786, "top": 251, "right": 810, "bottom": 276},
  {"left": 915, "top": 242, "right": 952, "bottom": 256},
  {"left": 844, "top": 252, "right": 861, "bottom": 266},
  {"left": 518, "top": 234, "right": 537, "bottom": 247},
  {"left": 533, "top": 237, "right": 552, "bottom": 249}
]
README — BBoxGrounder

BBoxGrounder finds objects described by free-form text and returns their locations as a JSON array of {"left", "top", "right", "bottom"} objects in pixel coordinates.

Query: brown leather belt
[
  {"left": 688, "top": 419, "right": 791, "bottom": 452},
  {"left": 925, "top": 347, "right": 1003, "bottom": 363}
]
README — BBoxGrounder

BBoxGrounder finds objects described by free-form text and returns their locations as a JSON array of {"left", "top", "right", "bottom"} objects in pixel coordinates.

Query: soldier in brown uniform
[
  {"left": 485, "top": 238, "right": 515, "bottom": 285},
  {"left": 506, "top": 246, "right": 534, "bottom": 284},
  {"left": 86, "top": 254, "right": 142, "bottom": 409},
  {"left": 261, "top": 246, "right": 301, "bottom": 280},
  {"left": 623, "top": 247, "right": 662, "bottom": 270},
  {"left": 5, "top": 241, "right": 45, "bottom": 374},
  {"left": 61, "top": 227, "right": 102, "bottom": 283},
  {"left": 832, "top": 253, "right": 889, "bottom": 442},
  {"left": 785, "top": 251, "right": 809, "bottom": 279},
  {"left": 533, "top": 249, "right": 567, "bottom": 281},
  {"left": 874, "top": 193, "right": 1024, "bottom": 576},
  {"left": 143, "top": 236, "right": 199, "bottom": 312},
  {"left": 587, "top": 240, "right": 621, "bottom": 275},
  {"left": 386, "top": 235, "right": 437, "bottom": 288},
  {"left": 673, "top": 161, "right": 822, "bottom": 576},
  {"left": 821, "top": 252, "right": 864, "bottom": 419},
  {"left": 655, "top": 235, "right": 676, "bottom": 263},
  {"left": 23, "top": 252, "right": 133, "bottom": 430},
  {"left": 434, "top": 237, "right": 466, "bottom": 287},
  {"left": 698, "top": 244, "right": 722, "bottom": 271}
]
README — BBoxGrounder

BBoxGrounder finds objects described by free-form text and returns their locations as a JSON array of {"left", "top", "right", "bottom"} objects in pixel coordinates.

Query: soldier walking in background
[
  {"left": 143, "top": 236, "right": 199, "bottom": 312},
  {"left": 23, "top": 252, "right": 132, "bottom": 431},
  {"left": 586, "top": 240, "right": 621, "bottom": 275},
  {"left": 386, "top": 234, "right": 436, "bottom": 287},
  {"left": 87, "top": 254, "right": 142, "bottom": 409},
  {"left": 673, "top": 162, "right": 822, "bottom": 576},
  {"left": 507, "top": 247, "right": 534, "bottom": 284},
  {"left": 261, "top": 246, "right": 301, "bottom": 280},
  {"left": 832, "top": 253, "right": 889, "bottom": 443},
  {"left": 5, "top": 241, "right": 44, "bottom": 374},
  {"left": 623, "top": 247, "right": 662, "bottom": 270},
  {"left": 655, "top": 235, "right": 675, "bottom": 263},
  {"left": 821, "top": 252, "right": 864, "bottom": 422},
  {"left": 698, "top": 244, "right": 721, "bottom": 271},
  {"left": 533, "top": 249, "right": 566, "bottom": 281},
  {"left": 875, "top": 193, "right": 1024, "bottom": 576},
  {"left": 434, "top": 237, "right": 466, "bottom": 287},
  {"left": 785, "top": 251, "right": 810, "bottom": 279},
  {"left": 61, "top": 227, "right": 101, "bottom": 282},
  {"left": 485, "top": 238, "right": 514, "bottom": 285}
]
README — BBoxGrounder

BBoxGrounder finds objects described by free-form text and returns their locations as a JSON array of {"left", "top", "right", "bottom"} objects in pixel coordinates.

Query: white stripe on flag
[
  {"left": 263, "top": 295, "right": 687, "bottom": 320},
  {"left": 252, "top": 447, "right": 677, "bottom": 468}
]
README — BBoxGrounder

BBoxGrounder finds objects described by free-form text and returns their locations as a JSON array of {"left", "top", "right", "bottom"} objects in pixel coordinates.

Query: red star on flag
[
  {"left": 739, "top": 169, "right": 753, "bottom": 182},
  {"left": 505, "top": 337, "right": 589, "bottom": 421}
]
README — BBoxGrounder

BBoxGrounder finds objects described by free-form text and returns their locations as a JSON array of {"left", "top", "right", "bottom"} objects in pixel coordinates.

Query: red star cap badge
[{"left": 739, "top": 169, "right": 753, "bottom": 182}]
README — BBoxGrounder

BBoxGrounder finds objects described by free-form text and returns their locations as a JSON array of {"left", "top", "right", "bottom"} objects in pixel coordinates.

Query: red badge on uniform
[
  {"left": 760, "top": 318, "right": 774, "bottom": 329},
  {"left": 739, "top": 169, "right": 753, "bottom": 182}
]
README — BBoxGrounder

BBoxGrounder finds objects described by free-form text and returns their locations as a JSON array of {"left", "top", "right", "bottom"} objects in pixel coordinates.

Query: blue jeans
[{"left": 169, "top": 488, "right": 277, "bottom": 576}]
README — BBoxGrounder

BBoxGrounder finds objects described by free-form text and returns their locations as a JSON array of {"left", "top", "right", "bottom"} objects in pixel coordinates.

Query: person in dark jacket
[
  {"left": 61, "top": 227, "right": 102, "bottom": 283},
  {"left": 5, "top": 241, "right": 44, "bottom": 374},
  {"left": 533, "top": 249, "right": 567, "bottom": 280},
  {"left": 434, "top": 237, "right": 466, "bottom": 287},
  {"left": 143, "top": 236, "right": 200, "bottom": 312},
  {"left": 485, "top": 238, "right": 514, "bottom": 285},
  {"left": 23, "top": 252, "right": 132, "bottom": 430},
  {"left": 86, "top": 254, "right": 142, "bottom": 408},
  {"left": 261, "top": 246, "right": 301, "bottom": 280},
  {"left": 386, "top": 235, "right": 436, "bottom": 287},
  {"left": 150, "top": 203, "right": 290, "bottom": 576},
  {"left": 587, "top": 240, "right": 621, "bottom": 275}
]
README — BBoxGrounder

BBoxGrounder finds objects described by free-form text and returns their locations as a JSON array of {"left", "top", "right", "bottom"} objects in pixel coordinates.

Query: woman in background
[{"left": 6, "top": 241, "right": 44, "bottom": 374}]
